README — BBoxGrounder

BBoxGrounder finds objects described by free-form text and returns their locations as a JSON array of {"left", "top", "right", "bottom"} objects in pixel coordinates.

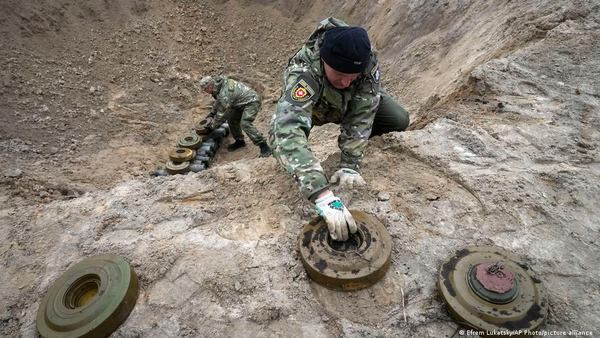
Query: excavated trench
[{"left": 1, "top": 0, "right": 600, "bottom": 337}]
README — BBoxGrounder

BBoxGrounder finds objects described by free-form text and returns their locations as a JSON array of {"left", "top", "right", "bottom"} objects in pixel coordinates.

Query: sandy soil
[{"left": 1, "top": 0, "right": 599, "bottom": 337}]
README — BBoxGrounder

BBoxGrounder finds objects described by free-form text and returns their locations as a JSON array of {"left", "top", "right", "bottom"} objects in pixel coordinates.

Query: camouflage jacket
[
  {"left": 269, "top": 17, "right": 381, "bottom": 200},
  {"left": 207, "top": 76, "right": 261, "bottom": 129}
]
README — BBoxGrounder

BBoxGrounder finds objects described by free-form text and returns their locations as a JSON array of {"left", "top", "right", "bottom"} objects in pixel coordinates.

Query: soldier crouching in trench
[
  {"left": 269, "top": 17, "right": 410, "bottom": 241},
  {"left": 197, "top": 75, "right": 272, "bottom": 157}
]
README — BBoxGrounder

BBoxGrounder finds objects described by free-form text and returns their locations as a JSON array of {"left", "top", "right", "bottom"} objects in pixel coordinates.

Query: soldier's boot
[
  {"left": 227, "top": 139, "right": 246, "bottom": 151},
  {"left": 258, "top": 142, "right": 272, "bottom": 158}
]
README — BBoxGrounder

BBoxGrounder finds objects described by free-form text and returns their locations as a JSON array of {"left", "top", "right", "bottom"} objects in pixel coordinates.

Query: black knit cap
[{"left": 320, "top": 26, "right": 371, "bottom": 74}]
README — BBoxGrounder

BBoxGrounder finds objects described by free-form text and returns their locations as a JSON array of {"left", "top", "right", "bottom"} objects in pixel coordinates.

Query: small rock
[
  {"left": 425, "top": 194, "right": 440, "bottom": 201},
  {"left": 4, "top": 168, "right": 22, "bottom": 178},
  {"left": 89, "top": 86, "right": 96, "bottom": 93},
  {"left": 390, "top": 213, "right": 402, "bottom": 222},
  {"left": 83, "top": 134, "right": 96, "bottom": 143},
  {"left": 234, "top": 281, "right": 241, "bottom": 291},
  {"left": 377, "top": 192, "right": 390, "bottom": 201}
]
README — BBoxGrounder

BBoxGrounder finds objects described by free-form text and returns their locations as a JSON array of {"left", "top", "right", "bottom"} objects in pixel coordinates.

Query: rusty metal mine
[{"left": 298, "top": 210, "right": 392, "bottom": 291}]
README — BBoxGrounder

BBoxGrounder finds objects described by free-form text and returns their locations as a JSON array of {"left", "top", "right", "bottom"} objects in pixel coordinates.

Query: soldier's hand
[
  {"left": 314, "top": 190, "right": 357, "bottom": 241},
  {"left": 330, "top": 168, "right": 366, "bottom": 189}
]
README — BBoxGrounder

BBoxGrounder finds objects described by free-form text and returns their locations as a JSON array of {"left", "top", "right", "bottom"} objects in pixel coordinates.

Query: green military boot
[
  {"left": 258, "top": 142, "right": 272, "bottom": 158},
  {"left": 227, "top": 139, "right": 246, "bottom": 151}
]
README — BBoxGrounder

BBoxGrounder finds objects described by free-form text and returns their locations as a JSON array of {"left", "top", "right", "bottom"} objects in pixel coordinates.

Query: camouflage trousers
[
  {"left": 371, "top": 90, "right": 410, "bottom": 137},
  {"left": 228, "top": 101, "right": 266, "bottom": 145}
]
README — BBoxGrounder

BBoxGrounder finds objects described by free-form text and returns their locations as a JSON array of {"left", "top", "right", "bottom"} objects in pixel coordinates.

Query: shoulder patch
[
  {"left": 285, "top": 75, "right": 320, "bottom": 106},
  {"left": 227, "top": 79, "right": 235, "bottom": 91},
  {"left": 292, "top": 80, "right": 314, "bottom": 102}
]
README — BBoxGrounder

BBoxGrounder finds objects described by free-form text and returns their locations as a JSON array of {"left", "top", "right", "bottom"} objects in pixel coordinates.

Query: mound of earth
[{"left": 1, "top": 0, "right": 599, "bottom": 337}]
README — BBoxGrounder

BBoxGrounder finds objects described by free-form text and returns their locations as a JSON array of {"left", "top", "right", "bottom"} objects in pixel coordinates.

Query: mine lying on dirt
[{"left": 1, "top": 0, "right": 599, "bottom": 337}]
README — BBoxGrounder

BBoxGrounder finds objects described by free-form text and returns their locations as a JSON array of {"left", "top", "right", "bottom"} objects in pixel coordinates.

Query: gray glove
[{"left": 330, "top": 168, "right": 366, "bottom": 189}]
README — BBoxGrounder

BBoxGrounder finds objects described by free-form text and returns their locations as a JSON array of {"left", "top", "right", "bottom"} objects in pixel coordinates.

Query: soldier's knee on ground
[
  {"left": 371, "top": 92, "right": 410, "bottom": 136},
  {"left": 393, "top": 106, "right": 410, "bottom": 132}
]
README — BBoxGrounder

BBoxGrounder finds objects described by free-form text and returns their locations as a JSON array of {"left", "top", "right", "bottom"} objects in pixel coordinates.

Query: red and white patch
[
  {"left": 290, "top": 79, "right": 314, "bottom": 102},
  {"left": 294, "top": 88, "right": 307, "bottom": 99}
]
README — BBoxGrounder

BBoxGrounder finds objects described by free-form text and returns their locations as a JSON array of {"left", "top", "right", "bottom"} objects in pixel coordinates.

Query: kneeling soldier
[{"left": 198, "top": 75, "right": 271, "bottom": 157}]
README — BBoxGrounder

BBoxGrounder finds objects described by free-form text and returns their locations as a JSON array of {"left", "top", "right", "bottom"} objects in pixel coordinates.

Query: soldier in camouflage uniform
[
  {"left": 269, "top": 17, "right": 409, "bottom": 241},
  {"left": 198, "top": 75, "right": 271, "bottom": 157}
]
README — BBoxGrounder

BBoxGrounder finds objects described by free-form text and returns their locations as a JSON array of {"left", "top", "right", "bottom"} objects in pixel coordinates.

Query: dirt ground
[{"left": 1, "top": 0, "right": 599, "bottom": 337}]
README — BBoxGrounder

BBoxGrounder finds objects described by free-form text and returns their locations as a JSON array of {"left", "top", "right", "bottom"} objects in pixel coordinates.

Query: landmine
[
  {"left": 438, "top": 246, "right": 548, "bottom": 337},
  {"left": 36, "top": 255, "right": 139, "bottom": 338},
  {"left": 168, "top": 148, "right": 196, "bottom": 162},
  {"left": 153, "top": 123, "right": 229, "bottom": 176},
  {"left": 298, "top": 210, "right": 392, "bottom": 291}
]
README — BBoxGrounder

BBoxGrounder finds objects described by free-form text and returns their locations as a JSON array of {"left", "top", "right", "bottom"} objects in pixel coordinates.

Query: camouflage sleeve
[
  {"left": 269, "top": 72, "right": 328, "bottom": 201},
  {"left": 338, "top": 80, "right": 380, "bottom": 171},
  {"left": 209, "top": 91, "right": 233, "bottom": 129}
]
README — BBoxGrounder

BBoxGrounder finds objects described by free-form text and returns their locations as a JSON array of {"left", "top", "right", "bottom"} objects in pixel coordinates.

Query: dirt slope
[{"left": 1, "top": 0, "right": 599, "bottom": 337}]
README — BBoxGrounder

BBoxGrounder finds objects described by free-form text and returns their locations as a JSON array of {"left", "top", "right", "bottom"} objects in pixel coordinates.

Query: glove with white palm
[
  {"left": 330, "top": 168, "right": 366, "bottom": 189},
  {"left": 314, "top": 190, "right": 357, "bottom": 241}
]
